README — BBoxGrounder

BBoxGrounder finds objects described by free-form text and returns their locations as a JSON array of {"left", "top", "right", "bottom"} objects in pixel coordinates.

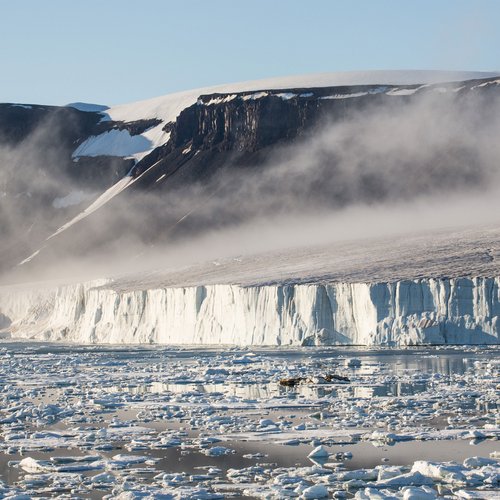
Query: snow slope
[
  {"left": 16, "top": 157, "right": 165, "bottom": 258},
  {"left": 17, "top": 176, "right": 135, "bottom": 265},
  {"left": 47, "top": 175, "right": 134, "bottom": 240},
  {"left": 72, "top": 70, "right": 500, "bottom": 162},
  {"left": 72, "top": 129, "right": 154, "bottom": 159},
  {"left": 104, "top": 70, "right": 500, "bottom": 124}
]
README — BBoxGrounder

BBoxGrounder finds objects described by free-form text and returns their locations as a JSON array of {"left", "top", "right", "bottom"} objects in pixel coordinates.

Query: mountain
[
  {"left": 1, "top": 70, "right": 500, "bottom": 277},
  {"left": 2, "top": 70, "right": 500, "bottom": 345}
]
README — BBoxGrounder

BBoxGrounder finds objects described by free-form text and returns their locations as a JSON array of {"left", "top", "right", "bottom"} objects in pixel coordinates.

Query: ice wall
[{"left": 0, "top": 277, "right": 499, "bottom": 345}]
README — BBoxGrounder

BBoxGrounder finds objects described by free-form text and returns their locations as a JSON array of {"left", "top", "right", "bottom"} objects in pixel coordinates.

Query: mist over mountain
[{"left": 1, "top": 70, "right": 500, "bottom": 282}]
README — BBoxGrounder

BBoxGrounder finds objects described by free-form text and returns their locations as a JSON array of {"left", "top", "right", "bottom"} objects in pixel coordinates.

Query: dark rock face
[
  {"left": 173, "top": 94, "right": 318, "bottom": 151},
  {"left": 0, "top": 104, "right": 96, "bottom": 145},
  {"left": 172, "top": 91, "right": 359, "bottom": 151},
  {"left": 129, "top": 87, "right": 384, "bottom": 191},
  {"left": 0, "top": 104, "right": 160, "bottom": 190},
  {"left": 0, "top": 104, "right": 137, "bottom": 272},
  {"left": 127, "top": 81, "right": 480, "bottom": 196}
]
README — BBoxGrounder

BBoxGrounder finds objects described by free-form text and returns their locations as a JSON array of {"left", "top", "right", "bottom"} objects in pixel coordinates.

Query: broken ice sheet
[{"left": 0, "top": 343, "right": 498, "bottom": 497}]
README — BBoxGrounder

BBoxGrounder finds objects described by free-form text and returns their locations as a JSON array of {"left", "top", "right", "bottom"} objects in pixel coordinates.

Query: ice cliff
[{"left": 0, "top": 277, "right": 499, "bottom": 345}]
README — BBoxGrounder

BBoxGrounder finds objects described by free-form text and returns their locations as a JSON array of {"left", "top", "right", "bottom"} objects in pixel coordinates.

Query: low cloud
[{"left": 3, "top": 88, "right": 500, "bottom": 283}]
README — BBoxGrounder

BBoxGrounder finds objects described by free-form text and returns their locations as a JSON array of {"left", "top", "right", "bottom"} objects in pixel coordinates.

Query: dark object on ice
[
  {"left": 279, "top": 373, "right": 350, "bottom": 387},
  {"left": 324, "top": 373, "right": 350, "bottom": 383},
  {"left": 279, "top": 377, "right": 305, "bottom": 387}
]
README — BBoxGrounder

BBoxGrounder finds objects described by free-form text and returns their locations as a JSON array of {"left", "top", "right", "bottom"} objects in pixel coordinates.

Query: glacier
[{"left": 1, "top": 277, "right": 499, "bottom": 346}]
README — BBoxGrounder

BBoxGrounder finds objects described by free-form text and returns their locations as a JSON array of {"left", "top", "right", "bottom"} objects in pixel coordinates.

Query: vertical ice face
[{"left": 0, "top": 277, "right": 499, "bottom": 345}]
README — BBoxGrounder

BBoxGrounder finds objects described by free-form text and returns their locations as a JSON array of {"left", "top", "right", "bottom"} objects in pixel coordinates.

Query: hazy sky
[{"left": 1, "top": 0, "right": 498, "bottom": 106}]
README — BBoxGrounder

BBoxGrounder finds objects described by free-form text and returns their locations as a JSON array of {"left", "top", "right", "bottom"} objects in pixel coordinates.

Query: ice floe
[{"left": 0, "top": 343, "right": 497, "bottom": 497}]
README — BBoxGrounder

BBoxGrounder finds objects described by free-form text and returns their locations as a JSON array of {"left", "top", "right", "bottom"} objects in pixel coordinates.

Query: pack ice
[{"left": 0, "top": 276, "right": 499, "bottom": 345}]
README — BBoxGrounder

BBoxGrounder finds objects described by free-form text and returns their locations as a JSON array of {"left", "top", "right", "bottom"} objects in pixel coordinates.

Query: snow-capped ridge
[
  {"left": 71, "top": 70, "right": 500, "bottom": 164},
  {"left": 104, "top": 70, "right": 500, "bottom": 125}
]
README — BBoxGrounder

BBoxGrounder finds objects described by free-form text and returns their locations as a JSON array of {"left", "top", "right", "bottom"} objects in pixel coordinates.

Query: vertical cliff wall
[{"left": 0, "top": 277, "right": 498, "bottom": 345}]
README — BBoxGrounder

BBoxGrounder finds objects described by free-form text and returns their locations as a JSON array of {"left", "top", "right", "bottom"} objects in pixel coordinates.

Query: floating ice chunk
[
  {"left": 283, "top": 439, "right": 301, "bottom": 446},
  {"left": 301, "top": 484, "right": 329, "bottom": 498},
  {"left": 40, "top": 403, "right": 63, "bottom": 415},
  {"left": 411, "top": 460, "right": 467, "bottom": 484},
  {"left": 463, "top": 456, "right": 498, "bottom": 468},
  {"left": 4, "top": 432, "right": 24, "bottom": 441},
  {"left": 366, "top": 431, "right": 400, "bottom": 443},
  {"left": 465, "top": 429, "right": 486, "bottom": 439},
  {"left": 108, "top": 454, "right": 149, "bottom": 468},
  {"left": 377, "top": 471, "right": 434, "bottom": 487},
  {"left": 19, "top": 457, "right": 53, "bottom": 473},
  {"left": 355, "top": 487, "right": 397, "bottom": 499},
  {"left": 377, "top": 465, "right": 407, "bottom": 481},
  {"left": 308, "top": 445, "right": 329, "bottom": 459},
  {"left": 204, "top": 367, "right": 229, "bottom": 376},
  {"left": 259, "top": 418, "right": 275, "bottom": 427},
  {"left": 203, "top": 446, "right": 234, "bottom": 456},
  {"left": 20, "top": 474, "right": 51, "bottom": 488},
  {"left": 160, "top": 486, "right": 224, "bottom": 499},
  {"left": 243, "top": 453, "right": 267, "bottom": 459},
  {"left": 190, "top": 474, "right": 214, "bottom": 481},
  {"left": 94, "top": 443, "right": 114, "bottom": 451},
  {"left": 56, "top": 462, "right": 104, "bottom": 472},
  {"left": 338, "top": 468, "right": 378, "bottom": 481},
  {"left": 455, "top": 491, "right": 500, "bottom": 499},
  {"left": 232, "top": 354, "right": 259, "bottom": 364},
  {"left": 402, "top": 486, "right": 437, "bottom": 500},
  {"left": 91, "top": 472, "right": 117, "bottom": 484},
  {"left": 197, "top": 436, "right": 222, "bottom": 446},
  {"left": 50, "top": 455, "right": 101, "bottom": 464}
]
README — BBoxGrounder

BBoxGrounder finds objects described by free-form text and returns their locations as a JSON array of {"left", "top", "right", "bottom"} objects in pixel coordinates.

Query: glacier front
[{"left": 1, "top": 277, "right": 499, "bottom": 346}]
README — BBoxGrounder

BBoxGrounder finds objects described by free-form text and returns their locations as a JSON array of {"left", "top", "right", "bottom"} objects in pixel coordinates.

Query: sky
[{"left": 1, "top": 0, "right": 499, "bottom": 106}]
